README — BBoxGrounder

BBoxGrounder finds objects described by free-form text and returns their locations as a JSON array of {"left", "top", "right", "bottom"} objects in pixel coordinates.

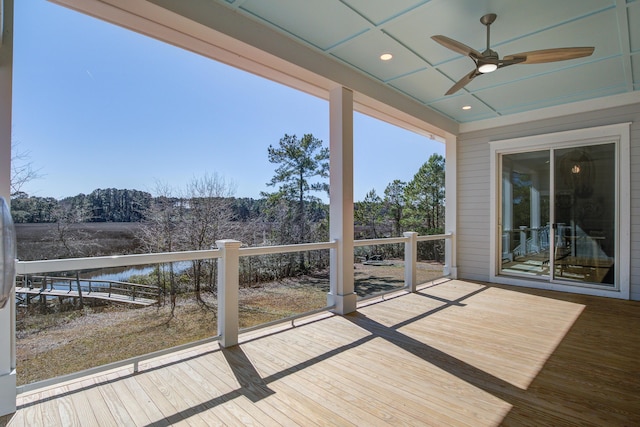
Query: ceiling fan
[{"left": 431, "top": 13, "right": 595, "bottom": 95}]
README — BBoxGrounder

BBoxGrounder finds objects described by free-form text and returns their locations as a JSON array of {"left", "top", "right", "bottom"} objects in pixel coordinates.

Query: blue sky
[{"left": 12, "top": 0, "right": 444, "bottom": 202}]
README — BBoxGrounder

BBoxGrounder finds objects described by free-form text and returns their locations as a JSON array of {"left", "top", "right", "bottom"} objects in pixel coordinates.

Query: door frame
[{"left": 489, "top": 123, "right": 630, "bottom": 299}]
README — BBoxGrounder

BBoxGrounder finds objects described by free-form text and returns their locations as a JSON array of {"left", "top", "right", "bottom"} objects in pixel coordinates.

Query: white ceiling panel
[
  {"left": 389, "top": 68, "right": 458, "bottom": 102},
  {"left": 330, "top": 30, "right": 427, "bottom": 82},
  {"left": 628, "top": 1, "right": 640, "bottom": 53},
  {"left": 632, "top": 55, "right": 640, "bottom": 89},
  {"left": 341, "top": 0, "right": 427, "bottom": 26},
  {"left": 237, "top": 0, "right": 370, "bottom": 50},
  {"left": 428, "top": 95, "right": 501, "bottom": 122}
]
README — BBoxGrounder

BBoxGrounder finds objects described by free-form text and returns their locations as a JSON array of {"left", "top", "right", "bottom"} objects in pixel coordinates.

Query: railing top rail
[
  {"left": 354, "top": 236, "right": 407, "bottom": 247},
  {"left": 15, "top": 233, "right": 453, "bottom": 275},
  {"left": 240, "top": 241, "right": 337, "bottom": 257},
  {"left": 416, "top": 232, "right": 452, "bottom": 242},
  {"left": 354, "top": 233, "right": 452, "bottom": 247},
  {"left": 16, "top": 248, "right": 221, "bottom": 275}
]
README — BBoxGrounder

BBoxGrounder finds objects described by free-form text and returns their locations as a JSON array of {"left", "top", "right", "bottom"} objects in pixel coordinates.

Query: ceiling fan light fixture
[{"left": 478, "top": 62, "right": 498, "bottom": 73}]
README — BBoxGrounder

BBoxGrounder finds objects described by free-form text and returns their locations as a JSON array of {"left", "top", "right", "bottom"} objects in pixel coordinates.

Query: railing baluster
[
  {"left": 403, "top": 232, "right": 418, "bottom": 292},
  {"left": 216, "top": 239, "right": 241, "bottom": 348}
]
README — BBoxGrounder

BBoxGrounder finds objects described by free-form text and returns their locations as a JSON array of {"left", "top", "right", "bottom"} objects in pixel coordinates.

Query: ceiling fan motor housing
[{"left": 478, "top": 49, "right": 499, "bottom": 73}]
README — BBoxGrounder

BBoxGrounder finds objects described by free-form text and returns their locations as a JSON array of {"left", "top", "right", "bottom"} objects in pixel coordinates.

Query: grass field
[{"left": 15, "top": 222, "right": 142, "bottom": 260}]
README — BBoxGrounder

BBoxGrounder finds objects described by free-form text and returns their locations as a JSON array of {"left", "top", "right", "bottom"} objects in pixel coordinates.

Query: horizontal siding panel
[
  {"left": 458, "top": 236, "right": 490, "bottom": 245},
  {"left": 457, "top": 253, "right": 491, "bottom": 266},
  {"left": 457, "top": 225, "right": 490, "bottom": 233},
  {"left": 458, "top": 198, "right": 490, "bottom": 207},
  {"left": 458, "top": 271, "right": 490, "bottom": 282},
  {"left": 458, "top": 224, "right": 491, "bottom": 233},
  {"left": 457, "top": 268, "right": 490, "bottom": 280},
  {"left": 457, "top": 163, "right": 489, "bottom": 173},
  {"left": 456, "top": 234, "right": 492, "bottom": 244},
  {"left": 458, "top": 191, "right": 489, "bottom": 200},
  {"left": 459, "top": 241, "right": 493, "bottom": 251},
  {"left": 457, "top": 157, "right": 488, "bottom": 167},
  {"left": 457, "top": 180, "right": 489, "bottom": 189},
  {"left": 457, "top": 212, "right": 490, "bottom": 219}
]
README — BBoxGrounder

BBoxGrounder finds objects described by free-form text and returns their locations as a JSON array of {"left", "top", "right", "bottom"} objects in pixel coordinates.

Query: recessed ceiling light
[
  {"left": 380, "top": 53, "right": 393, "bottom": 61},
  {"left": 462, "top": 105, "right": 472, "bottom": 110}
]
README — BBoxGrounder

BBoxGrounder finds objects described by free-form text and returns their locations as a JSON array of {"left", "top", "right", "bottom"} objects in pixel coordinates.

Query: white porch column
[
  {"left": 444, "top": 132, "right": 458, "bottom": 278},
  {"left": 216, "top": 239, "right": 241, "bottom": 348},
  {"left": 403, "top": 232, "right": 417, "bottom": 292},
  {"left": 328, "top": 86, "right": 356, "bottom": 314},
  {"left": 0, "top": 0, "right": 16, "bottom": 417}
]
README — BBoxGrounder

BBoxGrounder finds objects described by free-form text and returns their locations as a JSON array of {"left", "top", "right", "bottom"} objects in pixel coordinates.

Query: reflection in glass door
[
  {"left": 553, "top": 144, "right": 616, "bottom": 285},
  {"left": 500, "top": 151, "right": 551, "bottom": 278},
  {"left": 499, "top": 143, "right": 617, "bottom": 287}
]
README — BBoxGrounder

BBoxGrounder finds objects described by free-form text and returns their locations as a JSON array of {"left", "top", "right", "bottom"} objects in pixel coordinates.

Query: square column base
[
  {"left": 0, "top": 370, "right": 16, "bottom": 417},
  {"left": 444, "top": 266, "right": 458, "bottom": 279},
  {"left": 328, "top": 292, "right": 357, "bottom": 315}
]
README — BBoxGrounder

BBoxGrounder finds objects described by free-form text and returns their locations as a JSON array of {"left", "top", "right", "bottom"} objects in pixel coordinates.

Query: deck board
[{"left": 6, "top": 279, "right": 640, "bottom": 426}]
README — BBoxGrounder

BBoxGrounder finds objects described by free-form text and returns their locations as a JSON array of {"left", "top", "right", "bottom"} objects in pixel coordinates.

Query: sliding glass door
[{"left": 499, "top": 143, "right": 617, "bottom": 288}]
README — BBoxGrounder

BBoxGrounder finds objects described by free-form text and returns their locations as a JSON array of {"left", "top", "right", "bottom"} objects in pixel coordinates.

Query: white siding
[{"left": 457, "top": 103, "right": 640, "bottom": 300}]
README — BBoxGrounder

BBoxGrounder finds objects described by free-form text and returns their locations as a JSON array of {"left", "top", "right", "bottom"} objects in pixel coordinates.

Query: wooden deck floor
[{"left": 3, "top": 279, "right": 640, "bottom": 426}]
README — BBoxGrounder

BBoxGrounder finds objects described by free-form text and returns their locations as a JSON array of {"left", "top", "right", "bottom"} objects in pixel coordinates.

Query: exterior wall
[{"left": 457, "top": 102, "right": 640, "bottom": 300}]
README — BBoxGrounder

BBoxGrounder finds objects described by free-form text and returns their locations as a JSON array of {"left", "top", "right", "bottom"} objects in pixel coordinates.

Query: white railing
[{"left": 14, "top": 231, "right": 454, "bottom": 392}]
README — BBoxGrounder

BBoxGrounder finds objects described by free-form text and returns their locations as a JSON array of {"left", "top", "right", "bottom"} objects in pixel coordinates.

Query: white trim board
[{"left": 460, "top": 92, "right": 640, "bottom": 134}]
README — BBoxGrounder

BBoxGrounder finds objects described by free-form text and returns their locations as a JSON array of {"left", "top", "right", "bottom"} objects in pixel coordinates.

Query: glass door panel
[
  {"left": 499, "top": 151, "right": 551, "bottom": 278},
  {"left": 553, "top": 144, "right": 616, "bottom": 285}
]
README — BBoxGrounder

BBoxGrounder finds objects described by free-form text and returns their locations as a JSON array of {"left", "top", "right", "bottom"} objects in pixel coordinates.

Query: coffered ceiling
[{"left": 218, "top": 0, "right": 639, "bottom": 124}]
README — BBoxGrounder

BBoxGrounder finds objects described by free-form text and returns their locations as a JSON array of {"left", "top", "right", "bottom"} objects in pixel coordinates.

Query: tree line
[{"left": 10, "top": 188, "right": 274, "bottom": 225}]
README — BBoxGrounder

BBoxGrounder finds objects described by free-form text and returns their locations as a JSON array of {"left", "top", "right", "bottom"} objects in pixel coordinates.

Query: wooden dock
[{"left": 15, "top": 275, "right": 160, "bottom": 307}]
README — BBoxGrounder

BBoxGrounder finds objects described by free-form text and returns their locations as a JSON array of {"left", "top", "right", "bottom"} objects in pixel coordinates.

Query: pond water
[{"left": 82, "top": 261, "right": 192, "bottom": 281}]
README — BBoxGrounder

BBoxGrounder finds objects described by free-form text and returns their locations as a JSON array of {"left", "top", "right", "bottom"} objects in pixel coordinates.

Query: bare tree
[
  {"left": 180, "top": 173, "right": 237, "bottom": 306},
  {"left": 138, "top": 175, "right": 237, "bottom": 314},
  {"left": 138, "top": 181, "right": 182, "bottom": 316},
  {"left": 11, "top": 141, "right": 42, "bottom": 196},
  {"left": 48, "top": 202, "right": 93, "bottom": 259}
]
